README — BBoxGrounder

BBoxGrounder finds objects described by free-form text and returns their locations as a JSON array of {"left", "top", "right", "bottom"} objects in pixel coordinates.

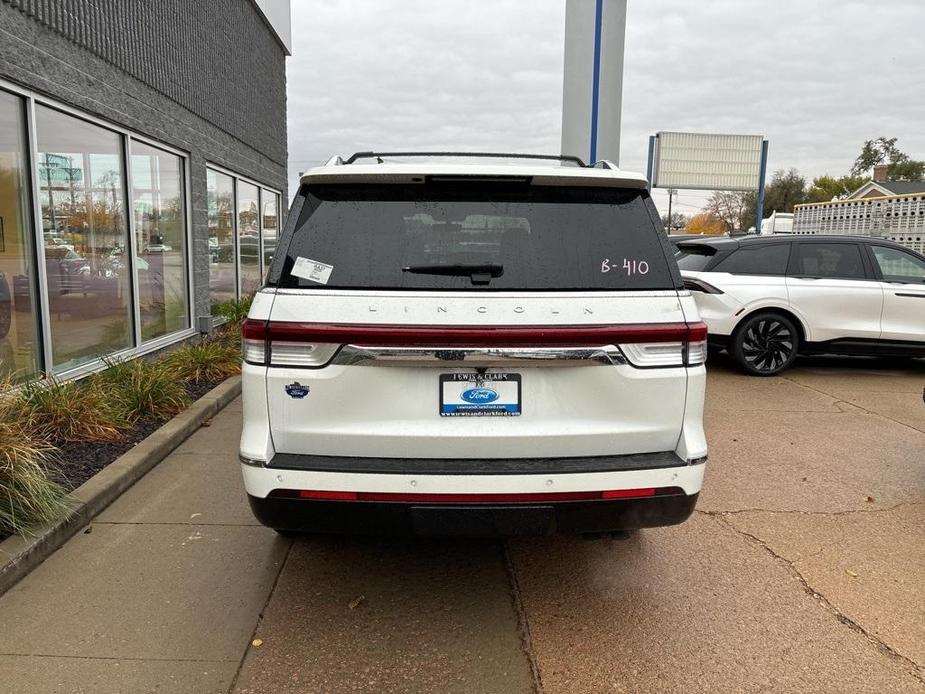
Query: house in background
[
  {"left": 849, "top": 164, "right": 925, "bottom": 200},
  {"left": 0, "top": 0, "right": 290, "bottom": 383},
  {"left": 791, "top": 164, "right": 925, "bottom": 253}
]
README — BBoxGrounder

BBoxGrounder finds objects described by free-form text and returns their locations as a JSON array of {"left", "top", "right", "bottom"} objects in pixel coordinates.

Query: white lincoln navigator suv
[{"left": 239, "top": 152, "right": 708, "bottom": 536}]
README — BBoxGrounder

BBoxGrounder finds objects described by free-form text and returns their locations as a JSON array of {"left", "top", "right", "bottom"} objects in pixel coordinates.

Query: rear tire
[{"left": 731, "top": 312, "right": 799, "bottom": 376}]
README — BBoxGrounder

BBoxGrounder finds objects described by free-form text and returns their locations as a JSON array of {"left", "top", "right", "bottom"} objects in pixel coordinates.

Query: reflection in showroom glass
[
  {"left": 131, "top": 142, "right": 189, "bottom": 340},
  {"left": 0, "top": 90, "right": 41, "bottom": 381},
  {"left": 35, "top": 105, "right": 133, "bottom": 371}
]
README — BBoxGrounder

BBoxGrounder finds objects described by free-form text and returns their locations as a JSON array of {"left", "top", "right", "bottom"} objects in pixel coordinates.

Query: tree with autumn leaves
[{"left": 686, "top": 213, "right": 726, "bottom": 235}]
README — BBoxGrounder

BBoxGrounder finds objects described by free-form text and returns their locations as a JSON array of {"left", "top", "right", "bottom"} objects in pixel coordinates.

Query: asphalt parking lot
[{"left": 1, "top": 356, "right": 923, "bottom": 693}]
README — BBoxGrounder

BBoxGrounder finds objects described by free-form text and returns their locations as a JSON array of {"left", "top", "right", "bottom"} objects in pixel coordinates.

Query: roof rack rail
[{"left": 343, "top": 151, "right": 588, "bottom": 167}]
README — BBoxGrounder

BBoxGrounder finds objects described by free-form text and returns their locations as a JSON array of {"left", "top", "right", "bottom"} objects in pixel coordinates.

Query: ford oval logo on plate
[{"left": 461, "top": 387, "right": 499, "bottom": 404}]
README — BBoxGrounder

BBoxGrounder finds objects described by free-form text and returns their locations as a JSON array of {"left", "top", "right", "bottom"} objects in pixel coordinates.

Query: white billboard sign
[{"left": 653, "top": 132, "right": 764, "bottom": 191}]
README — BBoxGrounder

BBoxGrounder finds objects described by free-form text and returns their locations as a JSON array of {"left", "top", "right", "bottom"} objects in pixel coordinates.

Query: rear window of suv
[
  {"left": 675, "top": 246, "right": 716, "bottom": 272},
  {"left": 711, "top": 244, "right": 791, "bottom": 275},
  {"left": 273, "top": 183, "right": 678, "bottom": 291}
]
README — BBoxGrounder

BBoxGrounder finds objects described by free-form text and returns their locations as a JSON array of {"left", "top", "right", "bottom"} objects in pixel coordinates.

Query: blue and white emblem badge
[{"left": 285, "top": 382, "right": 310, "bottom": 399}]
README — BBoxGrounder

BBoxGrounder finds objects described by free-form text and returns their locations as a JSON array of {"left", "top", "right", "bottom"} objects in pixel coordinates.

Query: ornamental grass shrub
[
  {"left": 165, "top": 339, "right": 241, "bottom": 384},
  {"left": 0, "top": 383, "right": 66, "bottom": 536},
  {"left": 212, "top": 294, "right": 253, "bottom": 329},
  {"left": 2, "top": 330, "right": 241, "bottom": 535},
  {"left": 17, "top": 377, "right": 124, "bottom": 444},
  {"left": 92, "top": 358, "right": 189, "bottom": 424}
]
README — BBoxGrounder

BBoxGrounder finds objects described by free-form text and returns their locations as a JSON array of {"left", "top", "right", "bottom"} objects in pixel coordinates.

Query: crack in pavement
[
  {"left": 502, "top": 542, "right": 544, "bottom": 694},
  {"left": 698, "top": 501, "right": 924, "bottom": 518},
  {"left": 701, "top": 511, "right": 925, "bottom": 685},
  {"left": 782, "top": 376, "right": 925, "bottom": 435},
  {"left": 226, "top": 535, "right": 295, "bottom": 694}
]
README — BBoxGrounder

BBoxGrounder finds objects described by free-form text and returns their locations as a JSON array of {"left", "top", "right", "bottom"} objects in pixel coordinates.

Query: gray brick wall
[
  {"left": 0, "top": 0, "right": 288, "bottom": 322},
  {"left": 1, "top": 0, "right": 286, "bottom": 167}
]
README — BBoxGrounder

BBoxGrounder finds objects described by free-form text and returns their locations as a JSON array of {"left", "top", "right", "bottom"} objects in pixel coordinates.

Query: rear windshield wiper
[{"left": 402, "top": 263, "right": 503, "bottom": 285}]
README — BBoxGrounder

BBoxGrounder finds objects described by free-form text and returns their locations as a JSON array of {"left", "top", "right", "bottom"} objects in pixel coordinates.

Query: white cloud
[{"left": 287, "top": 0, "right": 925, "bottom": 215}]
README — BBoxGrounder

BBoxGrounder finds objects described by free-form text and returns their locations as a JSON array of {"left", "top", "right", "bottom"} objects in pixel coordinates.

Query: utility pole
[{"left": 666, "top": 188, "right": 676, "bottom": 233}]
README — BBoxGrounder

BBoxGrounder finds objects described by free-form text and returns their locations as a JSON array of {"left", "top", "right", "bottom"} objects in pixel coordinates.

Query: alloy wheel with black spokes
[{"left": 732, "top": 312, "right": 799, "bottom": 376}]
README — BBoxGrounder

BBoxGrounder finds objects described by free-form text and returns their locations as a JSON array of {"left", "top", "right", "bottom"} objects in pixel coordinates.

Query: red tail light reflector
[{"left": 602, "top": 488, "right": 656, "bottom": 499}]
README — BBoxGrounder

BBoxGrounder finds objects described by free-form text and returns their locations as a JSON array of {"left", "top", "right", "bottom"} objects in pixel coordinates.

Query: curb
[{"left": 0, "top": 376, "right": 242, "bottom": 598}]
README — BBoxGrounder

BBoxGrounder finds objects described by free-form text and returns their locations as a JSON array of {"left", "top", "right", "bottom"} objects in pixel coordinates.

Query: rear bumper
[
  {"left": 260, "top": 450, "right": 692, "bottom": 475},
  {"left": 247, "top": 491, "right": 699, "bottom": 537}
]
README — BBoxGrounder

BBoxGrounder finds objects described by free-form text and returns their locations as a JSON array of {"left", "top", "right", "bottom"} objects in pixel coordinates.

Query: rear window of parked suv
[
  {"left": 273, "top": 182, "right": 680, "bottom": 291},
  {"left": 711, "top": 244, "right": 790, "bottom": 275}
]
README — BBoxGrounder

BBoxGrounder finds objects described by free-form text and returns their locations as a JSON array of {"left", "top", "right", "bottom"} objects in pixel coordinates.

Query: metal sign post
[{"left": 754, "top": 139, "right": 770, "bottom": 233}]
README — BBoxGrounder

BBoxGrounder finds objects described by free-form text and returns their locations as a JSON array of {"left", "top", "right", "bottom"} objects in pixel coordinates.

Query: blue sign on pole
[{"left": 588, "top": 0, "right": 604, "bottom": 164}]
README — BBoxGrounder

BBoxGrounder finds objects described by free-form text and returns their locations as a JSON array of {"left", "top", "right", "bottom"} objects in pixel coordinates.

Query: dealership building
[{"left": 0, "top": 0, "right": 290, "bottom": 382}]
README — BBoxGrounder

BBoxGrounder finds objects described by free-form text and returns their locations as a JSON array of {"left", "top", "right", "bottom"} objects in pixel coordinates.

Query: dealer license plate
[{"left": 439, "top": 373, "right": 521, "bottom": 417}]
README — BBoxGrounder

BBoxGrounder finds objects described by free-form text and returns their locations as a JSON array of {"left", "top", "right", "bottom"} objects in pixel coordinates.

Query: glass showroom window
[
  {"left": 35, "top": 105, "right": 134, "bottom": 371},
  {"left": 261, "top": 189, "right": 280, "bottom": 272},
  {"left": 0, "top": 90, "right": 41, "bottom": 381},
  {"left": 130, "top": 142, "right": 189, "bottom": 340},
  {"left": 207, "top": 169, "right": 235, "bottom": 310},
  {"left": 237, "top": 180, "right": 261, "bottom": 295}
]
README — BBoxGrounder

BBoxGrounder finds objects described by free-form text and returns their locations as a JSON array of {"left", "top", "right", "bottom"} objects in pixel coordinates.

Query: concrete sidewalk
[{"left": 0, "top": 398, "right": 288, "bottom": 693}]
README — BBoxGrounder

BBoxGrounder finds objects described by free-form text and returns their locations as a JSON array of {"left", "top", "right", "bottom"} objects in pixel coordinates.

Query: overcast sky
[{"left": 286, "top": 0, "right": 925, "bottom": 216}]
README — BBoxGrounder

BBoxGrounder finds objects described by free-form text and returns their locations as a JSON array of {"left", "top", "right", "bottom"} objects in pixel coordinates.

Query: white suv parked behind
[
  {"left": 239, "top": 152, "right": 708, "bottom": 536},
  {"left": 677, "top": 235, "right": 925, "bottom": 375}
]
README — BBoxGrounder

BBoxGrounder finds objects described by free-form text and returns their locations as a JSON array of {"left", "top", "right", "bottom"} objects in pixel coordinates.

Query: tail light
[
  {"left": 683, "top": 278, "right": 724, "bottom": 294},
  {"left": 241, "top": 319, "right": 708, "bottom": 368},
  {"left": 618, "top": 321, "right": 707, "bottom": 367},
  {"left": 242, "top": 319, "right": 340, "bottom": 367}
]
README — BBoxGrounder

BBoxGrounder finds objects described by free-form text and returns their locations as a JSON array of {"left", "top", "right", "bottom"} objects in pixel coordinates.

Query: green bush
[
  {"left": 165, "top": 339, "right": 241, "bottom": 384},
  {"left": 17, "top": 377, "right": 125, "bottom": 443},
  {"left": 0, "top": 386, "right": 66, "bottom": 535},
  {"left": 92, "top": 358, "right": 189, "bottom": 424},
  {"left": 212, "top": 295, "right": 253, "bottom": 328}
]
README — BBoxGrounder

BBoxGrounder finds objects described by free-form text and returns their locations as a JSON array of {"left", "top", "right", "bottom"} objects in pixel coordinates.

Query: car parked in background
[
  {"left": 44, "top": 236, "right": 75, "bottom": 253},
  {"left": 239, "top": 151, "right": 708, "bottom": 537},
  {"left": 677, "top": 235, "right": 925, "bottom": 375},
  {"left": 143, "top": 243, "right": 173, "bottom": 254}
]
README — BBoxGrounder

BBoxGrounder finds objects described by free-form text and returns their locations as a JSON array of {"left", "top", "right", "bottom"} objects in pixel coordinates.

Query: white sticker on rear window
[{"left": 291, "top": 257, "right": 334, "bottom": 285}]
